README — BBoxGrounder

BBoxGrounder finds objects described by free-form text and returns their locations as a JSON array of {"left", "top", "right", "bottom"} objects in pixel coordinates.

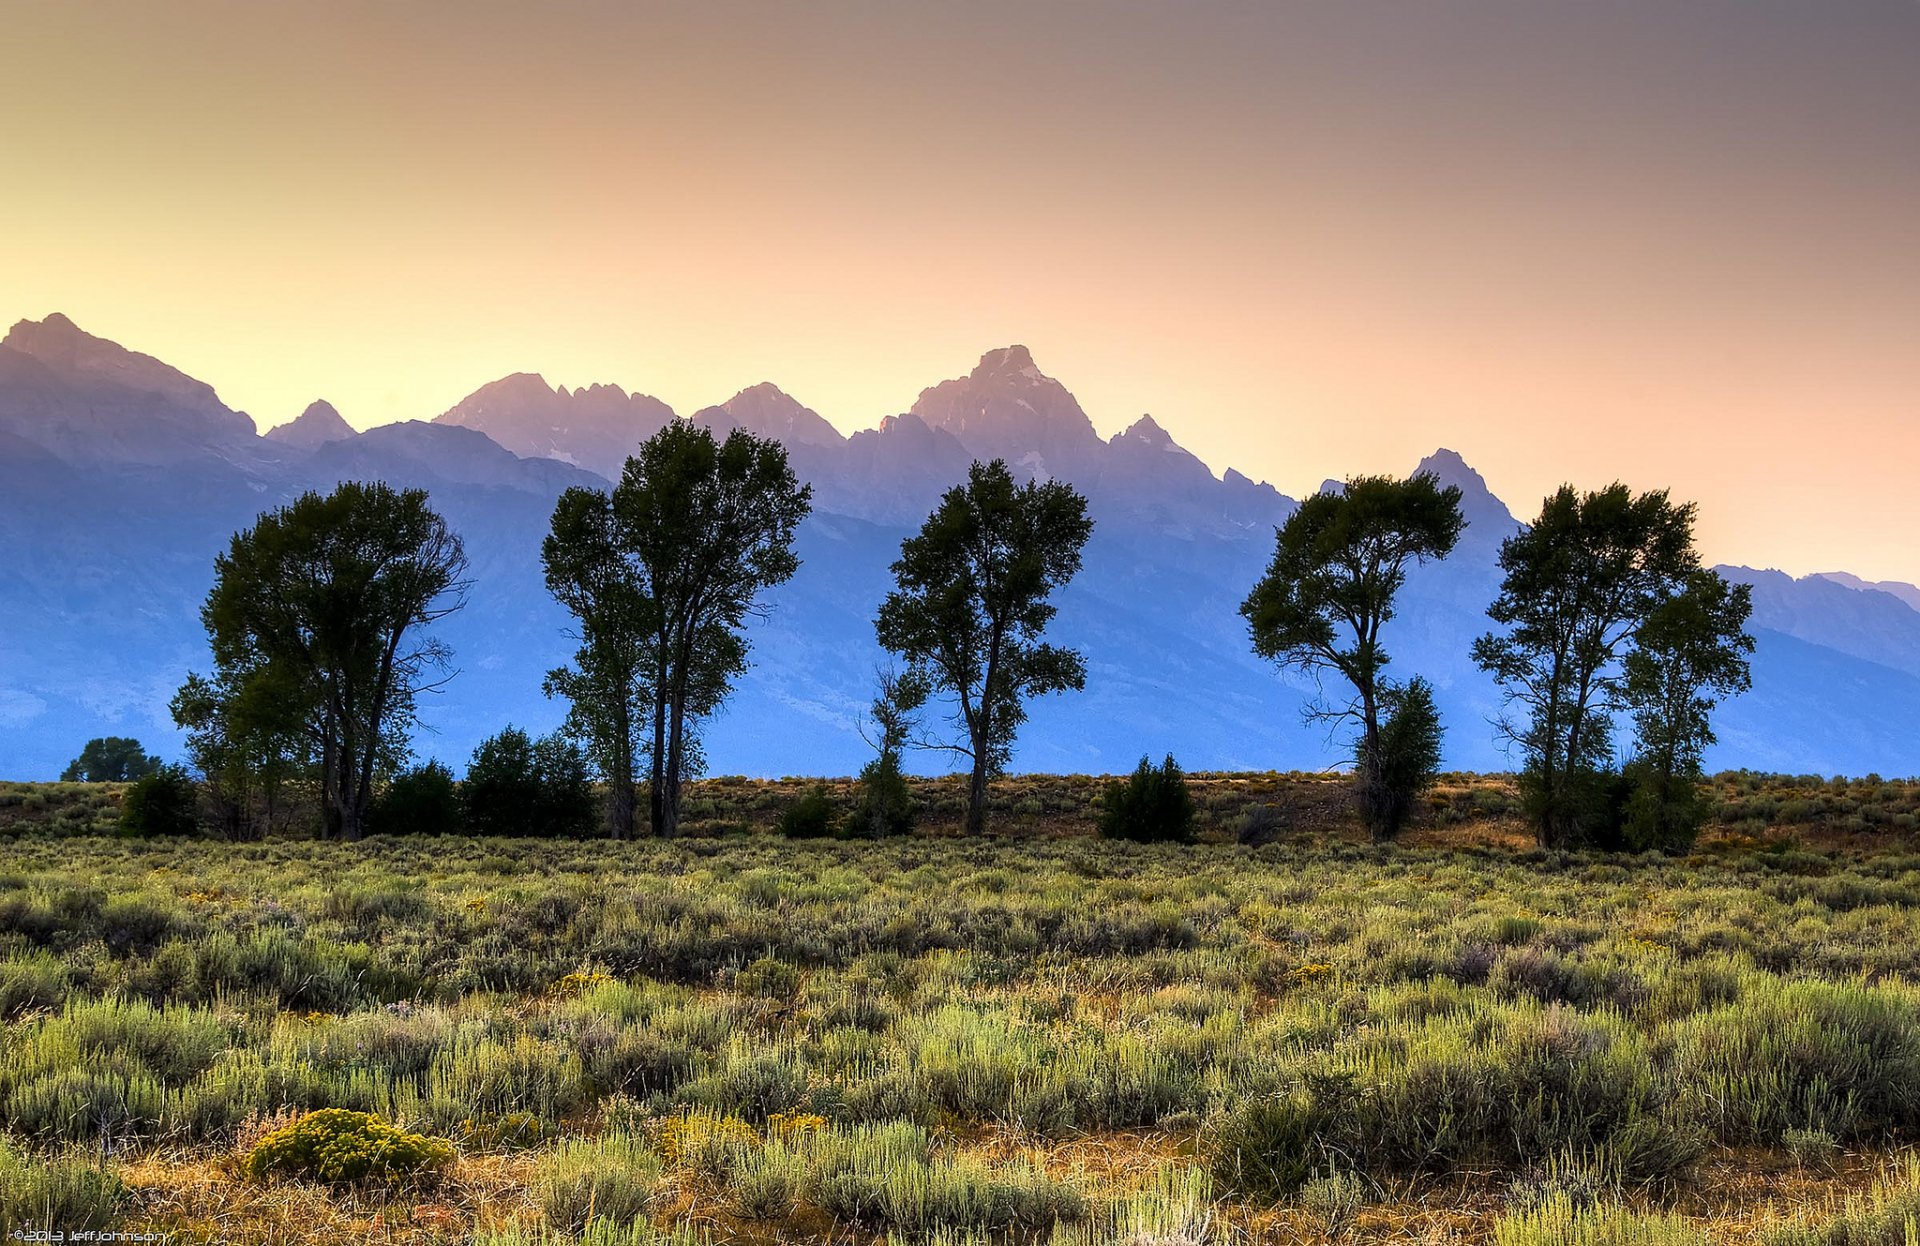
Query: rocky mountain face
[
  {"left": 434, "top": 374, "right": 674, "bottom": 479},
  {"left": 0, "top": 313, "right": 257, "bottom": 464},
  {"left": 2, "top": 312, "right": 1918, "bottom": 781},
  {"left": 263, "top": 399, "right": 354, "bottom": 450}
]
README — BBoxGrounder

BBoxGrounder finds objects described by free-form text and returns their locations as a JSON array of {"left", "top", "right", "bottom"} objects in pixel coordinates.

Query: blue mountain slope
[{"left": 3, "top": 312, "right": 1918, "bottom": 780}]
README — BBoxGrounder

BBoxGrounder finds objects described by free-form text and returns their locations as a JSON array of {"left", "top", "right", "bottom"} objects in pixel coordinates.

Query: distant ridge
[{"left": 2, "top": 311, "right": 1918, "bottom": 781}]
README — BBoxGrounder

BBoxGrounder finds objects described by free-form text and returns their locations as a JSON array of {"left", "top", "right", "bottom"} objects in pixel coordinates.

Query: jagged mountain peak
[
  {"left": 1114, "top": 414, "right": 1172, "bottom": 446},
  {"left": 696, "top": 382, "right": 843, "bottom": 449},
  {"left": 911, "top": 345, "right": 1101, "bottom": 476},
  {"left": 1415, "top": 446, "right": 1516, "bottom": 535},
  {"left": 4, "top": 312, "right": 239, "bottom": 420},
  {"left": 973, "top": 344, "right": 1043, "bottom": 380},
  {"left": 265, "top": 399, "right": 355, "bottom": 449}
]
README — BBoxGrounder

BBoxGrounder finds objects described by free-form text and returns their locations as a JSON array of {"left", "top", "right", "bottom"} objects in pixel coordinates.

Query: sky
[{"left": 4, "top": 0, "right": 1918, "bottom": 580}]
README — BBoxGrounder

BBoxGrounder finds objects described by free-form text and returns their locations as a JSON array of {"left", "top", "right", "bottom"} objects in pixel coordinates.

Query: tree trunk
[
  {"left": 648, "top": 674, "right": 669, "bottom": 836},
  {"left": 662, "top": 687, "right": 687, "bottom": 839},
  {"left": 965, "top": 730, "right": 990, "bottom": 836},
  {"left": 608, "top": 736, "right": 635, "bottom": 841}
]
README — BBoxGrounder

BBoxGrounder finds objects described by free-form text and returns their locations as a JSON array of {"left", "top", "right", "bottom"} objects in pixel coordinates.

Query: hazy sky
[{"left": 5, "top": 1, "right": 1918, "bottom": 579}]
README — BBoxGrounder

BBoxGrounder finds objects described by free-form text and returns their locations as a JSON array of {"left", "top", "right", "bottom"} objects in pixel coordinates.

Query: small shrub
[
  {"left": 1099, "top": 756, "right": 1195, "bottom": 844},
  {"left": 848, "top": 755, "right": 915, "bottom": 838},
  {"left": 537, "top": 1131, "right": 660, "bottom": 1232},
  {"left": 778, "top": 787, "right": 838, "bottom": 839},
  {"left": 119, "top": 765, "right": 199, "bottom": 837},
  {"left": 1783, "top": 1127, "right": 1841, "bottom": 1172},
  {"left": 1356, "top": 677, "right": 1444, "bottom": 841},
  {"left": 1202, "top": 1092, "right": 1325, "bottom": 1201},
  {"left": 243, "top": 1108, "right": 454, "bottom": 1185},
  {"left": 0, "top": 1140, "right": 126, "bottom": 1233}
]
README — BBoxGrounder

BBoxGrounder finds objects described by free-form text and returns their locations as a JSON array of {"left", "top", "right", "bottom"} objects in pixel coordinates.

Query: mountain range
[{"left": 2, "top": 312, "right": 1918, "bottom": 782}]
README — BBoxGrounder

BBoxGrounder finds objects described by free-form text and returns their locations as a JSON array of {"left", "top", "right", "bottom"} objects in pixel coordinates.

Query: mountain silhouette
[{"left": 2, "top": 312, "right": 1917, "bottom": 781}]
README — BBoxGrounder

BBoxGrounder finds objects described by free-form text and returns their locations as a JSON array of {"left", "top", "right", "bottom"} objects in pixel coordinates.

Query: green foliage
[
  {"left": 465, "top": 727, "right": 597, "bottom": 837},
  {"left": 876, "top": 458, "right": 1092, "bottom": 835},
  {"left": 1098, "top": 755, "right": 1195, "bottom": 843},
  {"left": 0, "top": 1139, "right": 125, "bottom": 1234},
  {"left": 373, "top": 760, "right": 464, "bottom": 836},
  {"left": 610, "top": 421, "right": 812, "bottom": 836},
  {"left": 1356, "top": 677, "right": 1445, "bottom": 839},
  {"left": 1242, "top": 472, "right": 1464, "bottom": 841},
  {"left": 60, "top": 737, "right": 159, "bottom": 783},
  {"left": 118, "top": 764, "right": 199, "bottom": 837},
  {"left": 537, "top": 1130, "right": 661, "bottom": 1232},
  {"left": 184, "top": 480, "right": 468, "bottom": 841},
  {"left": 1474, "top": 484, "right": 1702, "bottom": 848},
  {"left": 1620, "top": 570, "right": 1755, "bottom": 851},
  {"left": 544, "top": 485, "right": 659, "bottom": 840},
  {"left": 778, "top": 786, "right": 839, "bottom": 839},
  {"left": 243, "top": 1108, "right": 453, "bottom": 1185},
  {"left": 847, "top": 667, "right": 927, "bottom": 838},
  {"left": 849, "top": 754, "right": 916, "bottom": 839}
]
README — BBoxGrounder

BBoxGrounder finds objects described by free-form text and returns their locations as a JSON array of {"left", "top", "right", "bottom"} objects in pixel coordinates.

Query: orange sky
[{"left": 5, "top": 1, "right": 1918, "bottom": 580}]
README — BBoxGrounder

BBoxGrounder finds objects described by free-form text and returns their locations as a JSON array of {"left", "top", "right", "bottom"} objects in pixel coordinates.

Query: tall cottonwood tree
[
  {"left": 189, "top": 481, "right": 468, "bottom": 841},
  {"left": 543, "top": 486, "right": 654, "bottom": 839},
  {"left": 875, "top": 459, "right": 1093, "bottom": 836},
  {"left": 546, "top": 422, "right": 809, "bottom": 837},
  {"left": 1472, "top": 484, "right": 1697, "bottom": 848},
  {"left": 1619, "top": 568, "right": 1754, "bottom": 849},
  {"left": 1240, "top": 473, "right": 1464, "bottom": 840}
]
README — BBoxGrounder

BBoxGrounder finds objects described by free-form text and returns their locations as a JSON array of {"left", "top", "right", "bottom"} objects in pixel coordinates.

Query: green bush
[
  {"left": 777, "top": 787, "right": 838, "bottom": 839},
  {"left": 243, "top": 1108, "right": 454, "bottom": 1185},
  {"left": 1098, "top": 756, "right": 1195, "bottom": 843},
  {"left": 465, "top": 728, "right": 597, "bottom": 837},
  {"left": 848, "top": 755, "right": 915, "bottom": 838},
  {"left": 119, "top": 764, "right": 199, "bottom": 837},
  {"left": 537, "top": 1131, "right": 661, "bottom": 1232},
  {"left": 1202, "top": 1091, "right": 1325, "bottom": 1199},
  {"left": 1357, "top": 677, "right": 1445, "bottom": 840},
  {"left": 0, "top": 1139, "right": 125, "bottom": 1234},
  {"left": 373, "top": 760, "right": 465, "bottom": 836}
]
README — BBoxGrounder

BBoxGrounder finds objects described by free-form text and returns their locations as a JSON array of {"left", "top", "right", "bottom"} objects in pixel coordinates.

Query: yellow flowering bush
[{"left": 243, "top": 1108, "right": 453, "bottom": 1185}]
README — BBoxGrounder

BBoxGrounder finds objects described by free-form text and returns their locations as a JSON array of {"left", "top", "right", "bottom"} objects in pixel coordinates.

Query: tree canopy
[
  {"left": 1472, "top": 484, "right": 1707, "bottom": 847},
  {"left": 1240, "top": 473, "right": 1464, "bottom": 838},
  {"left": 189, "top": 481, "right": 468, "bottom": 841},
  {"left": 875, "top": 459, "right": 1093, "bottom": 835},
  {"left": 60, "top": 737, "right": 160, "bottom": 783}
]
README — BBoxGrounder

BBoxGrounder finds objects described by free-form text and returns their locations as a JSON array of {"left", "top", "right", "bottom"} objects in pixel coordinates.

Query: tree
[
  {"left": 875, "top": 459, "right": 1093, "bottom": 835},
  {"left": 371, "top": 760, "right": 465, "bottom": 837},
  {"left": 612, "top": 422, "right": 810, "bottom": 837},
  {"left": 1619, "top": 569, "right": 1754, "bottom": 850},
  {"left": 119, "top": 765, "right": 199, "bottom": 837},
  {"left": 542, "top": 486, "right": 655, "bottom": 839},
  {"left": 1239, "top": 473, "right": 1464, "bottom": 840},
  {"left": 170, "top": 668, "right": 308, "bottom": 840},
  {"left": 463, "top": 727, "right": 597, "bottom": 838},
  {"left": 1471, "top": 484, "right": 1698, "bottom": 848},
  {"left": 848, "top": 666, "right": 928, "bottom": 838},
  {"left": 61, "top": 738, "right": 161, "bottom": 783},
  {"left": 189, "top": 481, "right": 468, "bottom": 841},
  {"left": 1098, "top": 755, "right": 1196, "bottom": 843}
]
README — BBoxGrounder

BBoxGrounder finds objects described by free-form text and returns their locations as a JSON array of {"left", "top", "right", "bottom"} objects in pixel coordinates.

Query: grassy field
[{"left": 4, "top": 772, "right": 1920, "bottom": 1243}]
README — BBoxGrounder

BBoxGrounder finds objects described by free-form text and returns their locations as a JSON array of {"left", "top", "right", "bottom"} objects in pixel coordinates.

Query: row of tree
[{"left": 166, "top": 419, "right": 1751, "bottom": 849}]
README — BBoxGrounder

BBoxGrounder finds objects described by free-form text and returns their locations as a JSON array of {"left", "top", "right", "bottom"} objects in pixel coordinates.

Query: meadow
[{"left": 3, "top": 772, "right": 1920, "bottom": 1243}]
